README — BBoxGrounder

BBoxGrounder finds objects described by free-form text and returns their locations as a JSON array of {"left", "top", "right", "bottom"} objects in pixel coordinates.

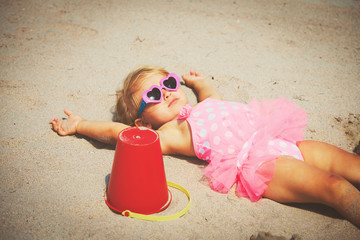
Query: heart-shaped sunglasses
[{"left": 137, "top": 73, "right": 180, "bottom": 118}]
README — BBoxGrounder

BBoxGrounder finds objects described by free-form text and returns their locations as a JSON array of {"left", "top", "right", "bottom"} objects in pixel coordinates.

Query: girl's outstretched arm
[
  {"left": 50, "top": 109, "right": 129, "bottom": 145},
  {"left": 182, "top": 71, "right": 222, "bottom": 102}
]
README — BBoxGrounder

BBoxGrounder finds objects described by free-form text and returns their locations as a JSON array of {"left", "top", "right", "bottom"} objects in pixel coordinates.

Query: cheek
[
  {"left": 147, "top": 110, "right": 174, "bottom": 129},
  {"left": 144, "top": 106, "right": 172, "bottom": 121},
  {"left": 179, "top": 90, "right": 188, "bottom": 103},
  {"left": 177, "top": 88, "right": 186, "bottom": 96}
]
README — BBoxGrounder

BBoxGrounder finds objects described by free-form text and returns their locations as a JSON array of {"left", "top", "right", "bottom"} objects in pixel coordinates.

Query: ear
[{"left": 134, "top": 118, "right": 152, "bottom": 129}]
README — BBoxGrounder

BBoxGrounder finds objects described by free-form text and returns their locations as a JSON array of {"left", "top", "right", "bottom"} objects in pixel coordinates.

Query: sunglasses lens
[
  {"left": 163, "top": 77, "right": 177, "bottom": 89},
  {"left": 147, "top": 87, "right": 161, "bottom": 101}
]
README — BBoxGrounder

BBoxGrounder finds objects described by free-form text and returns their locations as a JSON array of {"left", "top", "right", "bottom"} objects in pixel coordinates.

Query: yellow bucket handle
[{"left": 106, "top": 181, "right": 191, "bottom": 221}]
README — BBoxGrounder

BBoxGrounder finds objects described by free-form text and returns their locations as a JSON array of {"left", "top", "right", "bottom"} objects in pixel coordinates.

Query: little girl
[{"left": 50, "top": 66, "right": 360, "bottom": 227}]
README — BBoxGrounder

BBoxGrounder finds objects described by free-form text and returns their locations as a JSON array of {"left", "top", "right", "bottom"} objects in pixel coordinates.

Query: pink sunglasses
[{"left": 137, "top": 73, "right": 180, "bottom": 118}]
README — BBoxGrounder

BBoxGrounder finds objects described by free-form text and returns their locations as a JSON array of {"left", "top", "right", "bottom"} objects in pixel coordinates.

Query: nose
[{"left": 162, "top": 89, "right": 171, "bottom": 101}]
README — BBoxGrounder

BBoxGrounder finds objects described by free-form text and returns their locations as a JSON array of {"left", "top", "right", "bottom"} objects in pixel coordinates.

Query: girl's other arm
[
  {"left": 50, "top": 109, "right": 129, "bottom": 145},
  {"left": 182, "top": 71, "right": 222, "bottom": 101}
]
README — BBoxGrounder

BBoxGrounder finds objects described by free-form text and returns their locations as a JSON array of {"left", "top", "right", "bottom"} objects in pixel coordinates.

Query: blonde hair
[{"left": 115, "top": 66, "right": 169, "bottom": 125}]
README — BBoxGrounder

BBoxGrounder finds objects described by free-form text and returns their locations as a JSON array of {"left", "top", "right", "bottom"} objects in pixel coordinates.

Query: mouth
[{"left": 168, "top": 98, "right": 179, "bottom": 107}]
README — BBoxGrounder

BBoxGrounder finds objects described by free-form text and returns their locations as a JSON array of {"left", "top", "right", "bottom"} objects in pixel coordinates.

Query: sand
[{"left": 1, "top": 0, "right": 359, "bottom": 239}]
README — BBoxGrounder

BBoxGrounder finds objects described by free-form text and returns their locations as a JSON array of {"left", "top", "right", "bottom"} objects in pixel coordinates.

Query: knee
[
  {"left": 297, "top": 140, "right": 340, "bottom": 171},
  {"left": 321, "top": 173, "right": 349, "bottom": 206},
  {"left": 326, "top": 173, "right": 344, "bottom": 185}
]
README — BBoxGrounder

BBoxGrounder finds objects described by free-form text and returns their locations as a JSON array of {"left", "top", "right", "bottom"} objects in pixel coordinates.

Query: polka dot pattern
[
  {"left": 197, "top": 119, "right": 204, "bottom": 126},
  {"left": 184, "top": 98, "right": 248, "bottom": 161},
  {"left": 213, "top": 136, "right": 220, "bottom": 145},
  {"left": 210, "top": 123, "right": 218, "bottom": 131},
  {"left": 185, "top": 98, "right": 305, "bottom": 163},
  {"left": 225, "top": 131, "right": 233, "bottom": 138},
  {"left": 268, "top": 139, "right": 304, "bottom": 160},
  {"left": 184, "top": 99, "right": 238, "bottom": 160},
  {"left": 208, "top": 113, "right": 216, "bottom": 120},
  {"left": 228, "top": 145, "right": 235, "bottom": 154},
  {"left": 199, "top": 129, "right": 207, "bottom": 137},
  {"left": 181, "top": 97, "right": 307, "bottom": 202}
]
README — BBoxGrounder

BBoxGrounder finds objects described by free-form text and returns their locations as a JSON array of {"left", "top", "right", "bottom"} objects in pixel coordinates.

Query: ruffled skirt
[{"left": 202, "top": 97, "right": 307, "bottom": 202}]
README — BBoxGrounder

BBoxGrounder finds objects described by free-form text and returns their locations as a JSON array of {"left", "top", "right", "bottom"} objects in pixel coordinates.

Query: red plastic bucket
[{"left": 105, "top": 127, "right": 171, "bottom": 215}]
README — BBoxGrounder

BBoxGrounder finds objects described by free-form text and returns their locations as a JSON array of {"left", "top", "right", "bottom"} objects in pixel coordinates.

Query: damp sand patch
[{"left": 334, "top": 113, "right": 360, "bottom": 155}]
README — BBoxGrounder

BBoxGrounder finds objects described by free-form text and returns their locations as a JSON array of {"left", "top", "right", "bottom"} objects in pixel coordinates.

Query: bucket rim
[
  {"left": 118, "top": 127, "right": 159, "bottom": 147},
  {"left": 105, "top": 188, "right": 172, "bottom": 215}
]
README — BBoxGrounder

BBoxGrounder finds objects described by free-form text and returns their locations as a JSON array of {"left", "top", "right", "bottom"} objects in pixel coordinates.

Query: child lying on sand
[{"left": 51, "top": 66, "right": 360, "bottom": 227}]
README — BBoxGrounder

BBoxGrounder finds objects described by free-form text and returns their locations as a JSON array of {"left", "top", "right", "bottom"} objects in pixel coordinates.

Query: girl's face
[{"left": 136, "top": 73, "right": 188, "bottom": 129}]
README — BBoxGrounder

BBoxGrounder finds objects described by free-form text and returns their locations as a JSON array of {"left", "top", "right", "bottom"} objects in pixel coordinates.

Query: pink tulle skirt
[{"left": 188, "top": 97, "right": 308, "bottom": 202}]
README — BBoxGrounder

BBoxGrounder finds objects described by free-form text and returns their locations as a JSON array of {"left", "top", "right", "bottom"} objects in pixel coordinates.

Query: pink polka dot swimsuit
[{"left": 179, "top": 97, "right": 308, "bottom": 202}]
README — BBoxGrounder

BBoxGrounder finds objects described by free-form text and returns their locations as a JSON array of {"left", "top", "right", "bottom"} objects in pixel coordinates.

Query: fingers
[
  {"left": 182, "top": 70, "right": 205, "bottom": 88},
  {"left": 190, "top": 70, "right": 199, "bottom": 77},
  {"left": 50, "top": 118, "right": 59, "bottom": 132},
  {"left": 57, "top": 126, "right": 67, "bottom": 136},
  {"left": 49, "top": 118, "right": 57, "bottom": 128},
  {"left": 182, "top": 71, "right": 199, "bottom": 80},
  {"left": 49, "top": 118, "right": 58, "bottom": 124},
  {"left": 64, "top": 109, "right": 73, "bottom": 116},
  {"left": 182, "top": 73, "right": 190, "bottom": 80},
  {"left": 50, "top": 111, "right": 76, "bottom": 136},
  {"left": 49, "top": 119, "right": 67, "bottom": 135}
]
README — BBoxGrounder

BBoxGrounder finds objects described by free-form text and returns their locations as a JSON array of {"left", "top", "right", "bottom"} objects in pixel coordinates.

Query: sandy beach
[{"left": 1, "top": 0, "right": 359, "bottom": 239}]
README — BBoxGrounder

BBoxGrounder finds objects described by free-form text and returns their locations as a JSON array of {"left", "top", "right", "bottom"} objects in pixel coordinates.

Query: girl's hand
[
  {"left": 182, "top": 70, "right": 222, "bottom": 101},
  {"left": 50, "top": 109, "right": 84, "bottom": 136},
  {"left": 182, "top": 70, "right": 206, "bottom": 88}
]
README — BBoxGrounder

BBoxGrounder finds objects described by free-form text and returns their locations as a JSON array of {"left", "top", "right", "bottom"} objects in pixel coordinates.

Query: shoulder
[
  {"left": 198, "top": 97, "right": 223, "bottom": 105},
  {"left": 192, "top": 97, "right": 224, "bottom": 110},
  {"left": 157, "top": 120, "right": 195, "bottom": 157}
]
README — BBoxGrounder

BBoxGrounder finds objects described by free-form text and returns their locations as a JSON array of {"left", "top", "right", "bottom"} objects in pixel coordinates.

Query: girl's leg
[
  {"left": 297, "top": 140, "right": 360, "bottom": 185},
  {"left": 262, "top": 156, "right": 360, "bottom": 227}
]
